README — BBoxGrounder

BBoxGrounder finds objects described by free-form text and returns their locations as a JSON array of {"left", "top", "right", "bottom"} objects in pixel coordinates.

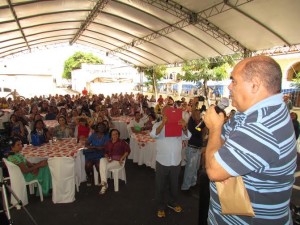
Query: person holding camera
[{"left": 181, "top": 107, "right": 205, "bottom": 191}]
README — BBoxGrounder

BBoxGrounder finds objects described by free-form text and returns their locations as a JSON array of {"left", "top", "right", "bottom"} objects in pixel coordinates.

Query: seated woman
[
  {"left": 29, "top": 113, "right": 44, "bottom": 131},
  {"left": 9, "top": 114, "right": 28, "bottom": 144},
  {"left": 149, "top": 95, "right": 156, "bottom": 102},
  {"left": 53, "top": 115, "right": 73, "bottom": 139},
  {"left": 84, "top": 122, "right": 110, "bottom": 186},
  {"left": 92, "top": 105, "right": 102, "bottom": 119},
  {"left": 99, "top": 129, "right": 131, "bottom": 194},
  {"left": 110, "top": 102, "right": 121, "bottom": 117},
  {"left": 76, "top": 117, "right": 90, "bottom": 141},
  {"left": 39, "top": 100, "right": 49, "bottom": 114},
  {"left": 90, "top": 115, "right": 104, "bottom": 133},
  {"left": 57, "top": 107, "right": 68, "bottom": 119},
  {"left": 100, "top": 108, "right": 113, "bottom": 128},
  {"left": 120, "top": 104, "right": 131, "bottom": 116},
  {"left": 31, "top": 119, "right": 51, "bottom": 146},
  {"left": 102, "top": 119, "right": 111, "bottom": 134},
  {"left": 80, "top": 101, "right": 92, "bottom": 117},
  {"left": 68, "top": 108, "right": 80, "bottom": 134},
  {"left": 28, "top": 104, "right": 40, "bottom": 123},
  {"left": 143, "top": 113, "right": 156, "bottom": 131},
  {"left": 7, "top": 137, "right": 52, "bottom": 196},
  {"left": 44, "top": 106, "right": 58, "bottom": 120},
  {"left": 127, "top": 111, "right": 144, "bottom": 136}
]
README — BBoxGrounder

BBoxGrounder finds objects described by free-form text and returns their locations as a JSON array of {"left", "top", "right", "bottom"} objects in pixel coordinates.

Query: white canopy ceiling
[{"left": 0, "top": 0, "right": 299, "bottom": 67}]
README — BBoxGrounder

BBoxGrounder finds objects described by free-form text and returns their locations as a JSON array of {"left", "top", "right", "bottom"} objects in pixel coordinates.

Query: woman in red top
[
  {"left": 77, "top": 117, "right": 90, "bottom": 142},
  {"left": 99, "top": 129, "right": 130, "bottom": 194}
]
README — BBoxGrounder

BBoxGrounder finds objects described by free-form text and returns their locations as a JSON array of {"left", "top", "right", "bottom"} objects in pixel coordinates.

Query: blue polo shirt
[{"left": 84, "top": 133, "right": 110, "bottom": 160}]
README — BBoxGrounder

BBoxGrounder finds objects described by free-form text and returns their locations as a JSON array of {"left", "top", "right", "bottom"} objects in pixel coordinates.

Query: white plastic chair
[
  {"left": 2, "top": 158, "right": 43, "bottom": 208},
  {"left": 75, "top": 149, "right": 86, "bottom": 184},
  {"left": 293, "top": 171, "right": 300, "bottom": 191},
  {"left": 94, "top": 160, "right": 127, "bottom": 191},
  {"left": 107, "top": 160, "right": 127, "bottom": 192},
  {"left": 48, "top": 157, "right": 78, "bottom": 203},
  {"left": 93, "top": 165, "right": 100, "bottom": 186},
  {"left": 25, "top": 125, "right": 31, "bottom": 144}
]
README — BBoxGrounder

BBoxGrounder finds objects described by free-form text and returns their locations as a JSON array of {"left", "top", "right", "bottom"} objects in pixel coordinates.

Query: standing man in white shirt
[{"left": 150, "top": 105, "right": 191, "bottom": 218}]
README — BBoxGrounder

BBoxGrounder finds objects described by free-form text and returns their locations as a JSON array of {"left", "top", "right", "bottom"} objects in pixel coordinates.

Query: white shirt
[
  {"left": 182, "top": 110, "right": 191, "bottom": 124},
  {"left": 127, "top": 118, "right": 144, "bottom": 137},
  {"left": 150, "top": 121, "right": 191, "bottom": 166}
]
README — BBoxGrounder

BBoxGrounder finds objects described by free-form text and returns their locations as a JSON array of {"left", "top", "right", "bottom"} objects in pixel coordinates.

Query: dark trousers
[
  {"left": 155, "top": 161, "right": 181, "bottom": 210},
  {"left": 198, "top": 170, "right": 210, "bottom": 225}
]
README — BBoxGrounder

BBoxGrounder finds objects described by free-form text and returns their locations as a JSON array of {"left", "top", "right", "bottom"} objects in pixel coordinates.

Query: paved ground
[{"left": 3, "top": 160, "right": 200, "bottom": 225}]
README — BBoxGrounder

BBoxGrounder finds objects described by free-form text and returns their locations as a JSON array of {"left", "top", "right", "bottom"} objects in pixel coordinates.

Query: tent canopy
[{"left": 0, "top": 0, "right": 299, "bottom": 67}]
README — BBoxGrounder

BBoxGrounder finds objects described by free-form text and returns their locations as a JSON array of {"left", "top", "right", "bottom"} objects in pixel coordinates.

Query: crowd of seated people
[
  {"left": 0, "top": 93, "right": 156, "bottom": 185},
  {"left": 0, "top": 92, "right": 219, "bottom": 190},
  {"left": 0, "top": 92, "right": 203, "bottom": 141}
]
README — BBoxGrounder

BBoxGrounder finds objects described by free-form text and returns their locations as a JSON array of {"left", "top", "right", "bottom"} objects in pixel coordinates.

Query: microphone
[
  {"left": 214, "top": 97, "right": 230, "bottom": 113},
  {"left": 195, "top": 116, "right": 204, "bottom": 131},
  {"left": 195, "top": 97, "right": 229, "bottom": 131}
]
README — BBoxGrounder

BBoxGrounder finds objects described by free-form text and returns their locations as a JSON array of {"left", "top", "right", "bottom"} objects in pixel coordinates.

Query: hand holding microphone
[
  {"left": 214, "top": 97, "right": 230, "bottom": 115},
  {"left": 195, "top": 97, "right": 229, "bottom": 131}
]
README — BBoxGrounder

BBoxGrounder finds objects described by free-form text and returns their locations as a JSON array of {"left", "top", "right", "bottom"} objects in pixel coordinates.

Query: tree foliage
[
  {"left": 292, "top": 71, "right": 300, "bottom": 89},
  {"left": 62, "top": 51, "right": 103, "bottom": 79},
  {"left": 180, "top": 54, "right": 240, "bottom": 99},
  {"left": 143, "top": 65, "right": 166, "bottom": 98}
]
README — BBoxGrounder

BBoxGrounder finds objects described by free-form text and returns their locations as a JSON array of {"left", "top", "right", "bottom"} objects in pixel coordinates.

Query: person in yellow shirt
[{"left": 154, "top": 100, "right": 164, "bottom": 115}]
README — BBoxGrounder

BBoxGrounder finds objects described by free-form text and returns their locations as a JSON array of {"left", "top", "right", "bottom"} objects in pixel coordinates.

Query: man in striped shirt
[{"left": 203, "top": 55, "right": 297, "bottom": 224}]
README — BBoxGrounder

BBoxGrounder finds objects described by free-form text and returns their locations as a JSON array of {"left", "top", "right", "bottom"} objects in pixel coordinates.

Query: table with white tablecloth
[
  {"left": 21, "top": 138, "right": 86, "bottom": 184},
  {"left": 129, "top": 132, "right": 188, "bottom": 169},
  {"left": 128, "top": 131, "right": 157, "bottom": 169},
  {"left": 111, "top": 116, "right": 132, "bottom": 140}
]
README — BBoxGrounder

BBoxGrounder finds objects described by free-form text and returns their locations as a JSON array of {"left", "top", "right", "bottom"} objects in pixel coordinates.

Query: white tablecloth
[
  {"left": 128, "top": 131, "right": 157, "bottom": 169},
  {"left": 22, "top": 138, "right": 86, "bottom": 184},
  {"left": 111, "top": 116, "right": 132, "bottom": 140}
]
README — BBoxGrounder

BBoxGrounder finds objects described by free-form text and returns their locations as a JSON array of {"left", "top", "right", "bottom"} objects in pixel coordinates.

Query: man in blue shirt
[{"left": 203, "top": 56, "right": 297, "bottom": 224}]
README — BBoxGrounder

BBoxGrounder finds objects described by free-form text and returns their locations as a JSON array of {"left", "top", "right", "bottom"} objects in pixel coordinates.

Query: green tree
[
  {"left": 292, "top": 71, "right": 300, "bottom": 89},
  {"left": 143, "top": 65, "right": 166, "bottom": 100},
  {"left": 180, "top": 55, "right": 239, "bottom": 100},
  {"left": 62, "top": 51, "right": 103, "bottom": 79}
]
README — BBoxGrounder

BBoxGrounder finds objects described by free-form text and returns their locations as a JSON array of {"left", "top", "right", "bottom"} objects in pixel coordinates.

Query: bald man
[{"left": 203, "top": 56, "right": 297, "bottom": 224}]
